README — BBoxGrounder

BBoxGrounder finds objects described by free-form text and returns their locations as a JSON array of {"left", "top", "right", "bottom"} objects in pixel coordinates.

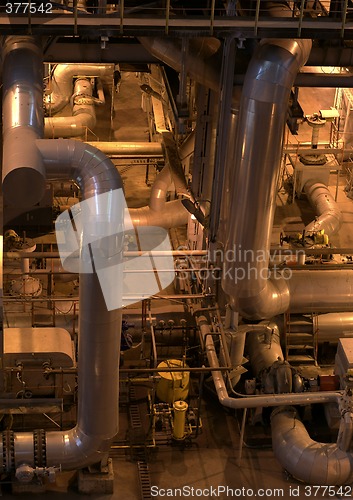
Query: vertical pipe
[{"left": 2, "top": 37, "right": 46, "bottom": 207}]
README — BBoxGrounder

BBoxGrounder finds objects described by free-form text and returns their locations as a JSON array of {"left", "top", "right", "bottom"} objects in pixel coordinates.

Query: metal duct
[
  {"left": 221, "top": 39, "right": 312, "bottom": 320},
  {"left": 46, "top": 63, "right": 113, "bottom": 115},
  {"left": 2, "top": 37, "right": 46, "bottom": 208},
  {"left": 45, "top": 78, "right": 96, "bottom": 138},
  {"left": 288, "top": 270, "right": 353, "bottom": 313},
  {"left": 34, "top": 138, "right": 122, "bottom": 470},
  {"left": 196, "top": 314, "right": 340, "bottom": 409},
  {"left": 304, "top": 180, "right": 342, "bottom": 237},
  {"left": 271, "top": 407, "right": 353, "bottom": 485}
]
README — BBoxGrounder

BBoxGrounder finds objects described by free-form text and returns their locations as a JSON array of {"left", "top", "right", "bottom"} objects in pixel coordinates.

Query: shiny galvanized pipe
[
  {"left": 271, "top": 407, "right": 353, "bottom": 485},
  {"left": 2, "top": 36, "right": 46, "bottom": 207},
  {"left": 222, "top": 39, "right": 312, "bottom": 320},
  {"left": 304, "top": 180, "right": 342, "bottom": 237},
  {"left": 35, "top": 139, "right": 122, "bottom": 470}
]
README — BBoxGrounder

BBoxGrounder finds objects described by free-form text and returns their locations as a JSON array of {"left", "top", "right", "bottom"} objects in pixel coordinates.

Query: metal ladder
[{"left": 285, "top": 313, "right": 318, "bottom": 365}]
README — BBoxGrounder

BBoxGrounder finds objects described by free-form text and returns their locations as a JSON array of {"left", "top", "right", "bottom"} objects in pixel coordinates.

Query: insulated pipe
[
  {"left": 86, "top": 141, "right": 163, "bottom": 156},
  {"left": 271, "top": 407, "right": 353, "bottom": 485},
  {"left": 2, "top": 36, "right": 46, "bottom": 207},
  {"left": 222, "top": 39, "right": 312, "bottom": 320},
  {"left": 148, "top": 164, "right": 173, "bottom": 212},
  {"left": 45, "top": 78, "right": 96, "bottom": 138},
  {"left": 246, "top": 323, "right": 284, "bottom": 377},
  {"left": 316, "top": 313, "right": 353, "bottom": 343},
  {"left": 129, "top": 199, "right": 189, "bottom": 228},
  {"left": 304, "top": 180, "right": 342, "bottom": 237},
  {"left": 196, "top": 314, "right": 340, "bottom": 409},
  {"left": 128, "top": 163, "right": 189, "bottom": 228},
  {"left": 46, "top": 64, "right": 114, "bottom": 115},
  {"left": 138, "top": 38, "right": 222, "bottom": 94},
  {"left": 32, "top": 138, "right": 122, "bottom": 470},
  {"left": 288, "top": 270, "right": 353, "bottom": 313}
]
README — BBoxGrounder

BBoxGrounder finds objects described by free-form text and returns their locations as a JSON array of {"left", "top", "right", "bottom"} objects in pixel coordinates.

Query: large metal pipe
[
  {"left": 45, "top": 78, "right": 96, "bottom": 138},
  {"left": 128, "top": 163, "right": 189, "bottom": 227},
  {"left": 86, "top": 141, "right": 163, "bottom": 156},
  {"left": 304, "top": 180, "right": 342, "bottom": 237},
  {"left": 288, "top": 270, "right": 353, "bottom": 313},
  {"left": 271, "top": 407, "right": 353, "bottom": 485},
  {"left": 221, "top": 39, "right": 312, "bottom": 320},
  {"left": 138, "top": 38, "right": 222, "bottom": 94},
  {"left": 35, "top": 139, "right": 122, "bottom": 470},
  {"left": 2, "top": 37, "right": 46, "bottom": 207},
  {"left": 46, "top": 63, "right": 114, "bottom": 115}
]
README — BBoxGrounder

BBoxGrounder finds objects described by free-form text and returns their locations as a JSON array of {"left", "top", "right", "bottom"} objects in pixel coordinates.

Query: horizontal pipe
[
  {"left": 288, "top": 270, "right": 353, "bottom": 313},
  {"left": 86, "top": 141, "right": 163, "bottom": 156},
  {"left": 129, "top": 199, "right": 189, "bottom": 228},
  {"left": 4, "top": 250, "right": 208, "bottom": 258}
]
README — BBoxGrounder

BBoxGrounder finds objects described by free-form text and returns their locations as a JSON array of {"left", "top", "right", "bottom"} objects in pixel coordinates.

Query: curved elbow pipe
[
  {"left": 271, "top": 407, "right": 353, "bottom": 485},
  {"left": 47, "top": 64, "right": 113, "bottom": 115},
  {"left": 44, "top": 110, "right": 96, "bottom": 138},
  {"left": 45, "top": 78, "right": 96, "bottom": 138},
  {"left": 222, "top": 38, "right": 312, "bottom": 320},
  {"left": 304, "top": 180, "right": 342, "bottom": 237},
  {"left": 34, "top": 139, "right": 123, "bottom": 470}
]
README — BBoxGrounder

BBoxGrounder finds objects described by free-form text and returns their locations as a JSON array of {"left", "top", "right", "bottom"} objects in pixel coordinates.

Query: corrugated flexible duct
[{"left": 1, "top": 36, "right": 122, "bottom": 475}]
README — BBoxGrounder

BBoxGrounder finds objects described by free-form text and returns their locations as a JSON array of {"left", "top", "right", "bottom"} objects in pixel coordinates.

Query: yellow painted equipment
[
  {"left": 156, "top": 359, "right": 189, "bottom": 404},
  {"left": 173, "top": 400, "right": 188, "bottom": 440}
]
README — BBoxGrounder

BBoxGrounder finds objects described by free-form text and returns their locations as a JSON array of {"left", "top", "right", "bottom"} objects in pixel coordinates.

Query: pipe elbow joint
[{"left": 238, "top": 276, "right": 290, "bottom": 320}]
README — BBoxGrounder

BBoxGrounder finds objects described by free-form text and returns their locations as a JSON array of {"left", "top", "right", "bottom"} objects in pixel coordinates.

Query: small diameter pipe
[{"left": 196, "top": 314, "right": 341, "bottom": 409}]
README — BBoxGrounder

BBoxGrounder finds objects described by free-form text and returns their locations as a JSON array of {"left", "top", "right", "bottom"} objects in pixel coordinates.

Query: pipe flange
[
  {"left": 2, "top": 430, "right": 15, "bottom": 474},
  {"left": 34, "top": 429, "right": 47, "bottom": 468}
]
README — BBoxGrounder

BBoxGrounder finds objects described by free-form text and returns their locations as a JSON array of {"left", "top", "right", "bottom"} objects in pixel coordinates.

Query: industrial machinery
[{"left": 2, "top": 1, "right": 353, "bottom": 497}]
